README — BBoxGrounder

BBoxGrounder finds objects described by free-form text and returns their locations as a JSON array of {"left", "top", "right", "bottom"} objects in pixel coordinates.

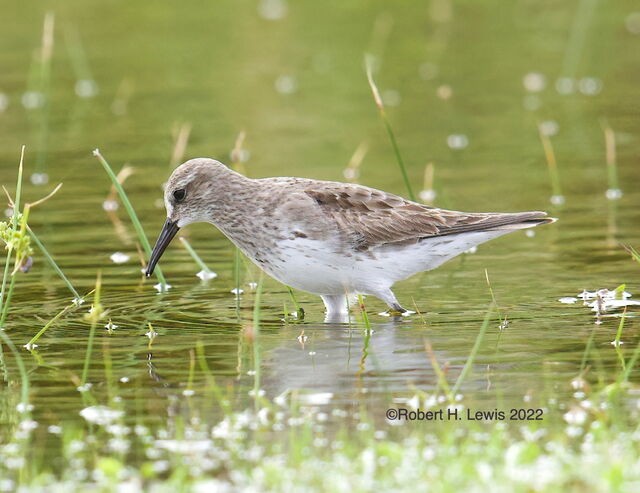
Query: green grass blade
[
  {"left": 92, "top": 149, "right": 168, "bottom": 289},
  {"left": 27, "top": 226, "right": 81, "bottom": 300},
  {"left": 451, "top": 305, "right": 493, "bottom": 397},
  {"left": 179, "top": 237, "right": 215, "bottom": 276},
  {"left": 27, "top": 300, "right": 78, "bottom": 346}
]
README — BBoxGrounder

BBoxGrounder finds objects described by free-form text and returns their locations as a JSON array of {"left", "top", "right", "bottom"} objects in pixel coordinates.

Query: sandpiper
[{"left": 146, "top": 158, "right": 556, "bottom": 315}]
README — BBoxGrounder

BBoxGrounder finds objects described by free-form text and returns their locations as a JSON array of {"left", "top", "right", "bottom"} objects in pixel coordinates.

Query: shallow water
[{"left": 1, "top": 0, "right": 639, "bottom": 462}]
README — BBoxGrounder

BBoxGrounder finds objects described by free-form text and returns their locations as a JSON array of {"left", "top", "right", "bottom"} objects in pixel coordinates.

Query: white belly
[
  {"left": 259, "top": 238, "right": 353, "bottom": 294},
  {"left": 253, "top": 230, "right": 511, "bottom": 296}
]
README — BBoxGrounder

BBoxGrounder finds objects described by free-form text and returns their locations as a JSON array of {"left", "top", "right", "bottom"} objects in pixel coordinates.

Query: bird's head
[{"left": 145, "top": 158, "right": 235, "bottom": 277}]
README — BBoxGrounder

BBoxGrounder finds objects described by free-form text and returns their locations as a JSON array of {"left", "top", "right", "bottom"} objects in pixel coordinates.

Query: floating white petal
[
  {"left": 110, "top": 252, "right": 130, "bottom": 264},
  {"left": 79, "top": 405, "right": 123, "bottom": 425},
  {"left": 196, "top": 270, "right": 217, "bottom": 281}
]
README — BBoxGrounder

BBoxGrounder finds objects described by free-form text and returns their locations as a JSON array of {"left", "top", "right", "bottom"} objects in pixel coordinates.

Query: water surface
[{"left": 1, "top": 0, "right": 639, "bottom": 459}]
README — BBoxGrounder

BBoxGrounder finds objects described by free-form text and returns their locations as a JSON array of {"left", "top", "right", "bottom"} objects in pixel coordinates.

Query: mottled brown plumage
[{"left": 304, "top": 187, "right": 551, "bottom": 251}]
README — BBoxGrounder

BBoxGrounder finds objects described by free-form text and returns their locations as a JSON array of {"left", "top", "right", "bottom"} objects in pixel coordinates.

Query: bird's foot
[{"left": 378, "top": 304, "right": 415, "bottom": 317}]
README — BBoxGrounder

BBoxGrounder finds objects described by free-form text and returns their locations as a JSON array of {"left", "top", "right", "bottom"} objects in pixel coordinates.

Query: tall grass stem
[
  {"left": 92, "top": 149, "right": 168, "bottom": 289},
  {"left": 365, "top": 56, "right": 415, "bottom": 201}
]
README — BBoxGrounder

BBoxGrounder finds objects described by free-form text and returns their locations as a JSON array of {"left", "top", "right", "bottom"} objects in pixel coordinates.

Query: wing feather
[{"left": 304, "top": 185, "right": 552, "bottom": 251}]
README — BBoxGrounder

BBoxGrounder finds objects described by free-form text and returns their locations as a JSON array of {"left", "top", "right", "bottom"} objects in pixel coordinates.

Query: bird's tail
[{"left": 489, "top": 211, "right": 557, "bottom": 231}]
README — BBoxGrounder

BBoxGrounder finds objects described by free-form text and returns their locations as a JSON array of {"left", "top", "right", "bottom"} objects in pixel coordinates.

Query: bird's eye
[{"left": 173, "top": 189, "right": 186, "bottom": 202}]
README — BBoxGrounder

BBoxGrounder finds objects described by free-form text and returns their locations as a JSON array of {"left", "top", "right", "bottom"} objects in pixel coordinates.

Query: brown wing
[{"left": 304, "top": 185, "right": 552, "bottom": 251}]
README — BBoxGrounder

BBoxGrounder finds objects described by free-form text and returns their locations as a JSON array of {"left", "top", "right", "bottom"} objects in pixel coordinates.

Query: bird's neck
[{"left": 204, "top": 172, "right": 262, "bottom": 240}]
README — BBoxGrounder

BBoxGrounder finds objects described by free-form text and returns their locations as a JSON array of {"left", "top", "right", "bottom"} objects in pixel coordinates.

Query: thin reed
[
  {"left": 27, "top": 226, "right": 81, "bottom": 301},
  {"left": 27, "top": 300, "right": 79, "bottom": 347},
  {"left": 537, "top": 122, "right": 563, "bottom": 204},
  {"left": 451, "top": 305, "right": 493, "bottom": 396},
  {"left": 365, "top": 55, "right": 416, "bottom": 201},
  {"left": 92, "top": 149, "right": 169, "bottom": 290},
  {"left": 34, "top": 13, "right": 55, "bottom": 177},
  {"left": 81, "top": 273, "right": 103, "bottom": 387},
  {"left": 424, "top": 341, "right": 453, "bottom": 402},
  {"left": 179, "top": 237, "right": 217, "bottom": 280}
]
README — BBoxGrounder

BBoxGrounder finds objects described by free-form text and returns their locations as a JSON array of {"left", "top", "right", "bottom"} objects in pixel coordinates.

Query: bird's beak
[{"left": 145, "top": 218, "right": 180, "bottom": 277}]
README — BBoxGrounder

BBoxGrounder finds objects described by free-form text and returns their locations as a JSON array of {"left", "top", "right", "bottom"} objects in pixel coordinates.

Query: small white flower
[
  {"left": 154, "top": 283, "right": 172, "bottom": 293},
  {"left": 196, "top": 269, "right": 217, "bottom": 280}
]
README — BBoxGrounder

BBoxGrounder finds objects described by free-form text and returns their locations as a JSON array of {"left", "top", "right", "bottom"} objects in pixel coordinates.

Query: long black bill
[{"left": 145, "top": 218, "right": 180, "bottom": 277}]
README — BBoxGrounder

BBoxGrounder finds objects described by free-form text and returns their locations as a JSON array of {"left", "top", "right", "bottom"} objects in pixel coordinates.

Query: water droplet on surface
[
  {"left": 539, "top": 120, "right": 559, "bottom": 136},
  {"left": 419, "top": 189, "right": 436, "bottom": 202},
  {"left": 102, "top": 199, "right": 119, "bottom": 211},
  {"left": 275, "top": 75, "right": 298, "bottom": 94},
  {"left": 30, "top": 173, "right": 49, "bottom": 185},
  {"left": 523, "top": 72, "right": 546, "bottom": 92},
  {"left": 605, "top": 188, "right": 622, "bottom": 200},
  {"left": 579, "top": 77, "right": 602, "bottom": 95},
  {"left": 447, "top": 134, "right": 468, "bottom": 149},
  {"left": 75, "top": 79, "right": 98, "bottom": 98},
  {"left": 258, "top": 0, "right": 288, "bottom": 20},
  {"left": 21, "top": 91, "right": 45, "bottom": 109},
  {"left": 343, "top": 168, "right": 360, "bottom": 180},
  {"left": 436, "top": 84, "right": 452, "bottom": 100}
]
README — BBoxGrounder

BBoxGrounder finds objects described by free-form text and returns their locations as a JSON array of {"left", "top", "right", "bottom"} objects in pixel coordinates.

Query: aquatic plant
[{"left": 1, "top": 148, "right": 69, "bottom": 326}]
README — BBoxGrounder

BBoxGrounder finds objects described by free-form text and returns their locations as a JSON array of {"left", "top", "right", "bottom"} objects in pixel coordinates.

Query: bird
[{"left": 146, "top": 158, "right": 556, "bottom": 315}]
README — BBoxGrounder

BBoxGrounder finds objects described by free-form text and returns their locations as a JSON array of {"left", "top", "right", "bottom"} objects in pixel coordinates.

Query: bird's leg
[{"left": 320, "top": 294, "right": 350, "bottom": 315}]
